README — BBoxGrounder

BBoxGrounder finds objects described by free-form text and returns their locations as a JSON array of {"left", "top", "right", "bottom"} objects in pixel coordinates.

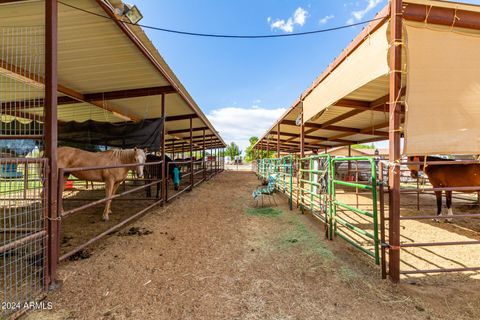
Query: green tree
[
  {"left": 244, "top": 136, "right": 275, "bottom": 162},
  {"left": 351, "top": 143, "right": 375, "bottom": 149},
  {"left": 225, "top": 142, "right": 241, "bottom": 160},
  {"left": 244, "top": 136, "right": 258, "bottom": 162}
]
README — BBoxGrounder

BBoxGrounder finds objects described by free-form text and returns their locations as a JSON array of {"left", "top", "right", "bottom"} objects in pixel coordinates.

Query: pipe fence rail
[
  {"left": 380, "top": 159, "right": 480, "bottom": 277},
  {"left": 255, "top": 155, "right": 382, "bottom": 269},
  {"left": 256, "top": 155, "right": 480, "bottom": 279}
]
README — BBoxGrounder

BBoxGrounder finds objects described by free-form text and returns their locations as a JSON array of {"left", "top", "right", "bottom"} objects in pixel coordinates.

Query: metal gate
[
  {"left": 331, "top": 157, "right": 380, "bottom": 265},
  {"left": 298, "top": 154, "right": 332, "bottom": 236},
  {"left": 256, "top": 155, "right": 381, "bottom": 265},
  {"left": 1, "top": 26, "right": 47, "bottom": 319}
]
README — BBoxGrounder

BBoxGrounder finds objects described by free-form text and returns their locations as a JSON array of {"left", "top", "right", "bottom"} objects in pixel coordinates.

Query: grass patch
[
  {"left": 279, "top": 214, "right": 334, "bottom": 260},
  {"left": 340, "top": 265, "right": 358, "bottom": 282},
  {"left": 245, "top": 207, "right": 283, "bottom": 217}
]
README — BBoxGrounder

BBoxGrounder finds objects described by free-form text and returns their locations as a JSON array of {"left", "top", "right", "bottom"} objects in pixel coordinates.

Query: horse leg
[
  {"left": 103, "top": 180, "right": 115, "bottom": 221},
  {"left": 434, "top": 191, "right": 443, "bottom": 222},
  {"left": 445, "top": 191, "right": 453, "bottom": 223}
]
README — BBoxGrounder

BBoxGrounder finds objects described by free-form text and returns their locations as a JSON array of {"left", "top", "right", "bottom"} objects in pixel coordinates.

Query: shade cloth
[
  {"left": 404, "top": 23, "right": 480, "bottom": 155},
  {"left": 303, "top": 23, "right": 389, "bottom": 123},
  {"left": 0, "top": 118, "right": 164, "bottom": 150}
]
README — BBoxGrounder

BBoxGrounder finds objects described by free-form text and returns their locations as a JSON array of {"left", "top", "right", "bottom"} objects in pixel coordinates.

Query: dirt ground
[{"left": 25, "top": 172, "right": 480, "bottom": 320}]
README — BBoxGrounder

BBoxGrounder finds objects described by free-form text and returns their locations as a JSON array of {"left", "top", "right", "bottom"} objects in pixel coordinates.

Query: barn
[
  {"left": 0, "top": 0, "right": 225, "bottom": 318},
  {"left": 254, "top": 0, "right": 480, "bottom": 283}
]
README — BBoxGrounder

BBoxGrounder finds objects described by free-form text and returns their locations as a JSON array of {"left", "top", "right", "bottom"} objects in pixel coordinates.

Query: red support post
[
  {"left": 388, "top": 0, "right": 403, "bottom": 283},
  {"left": 189, "top": 117, "right": 194, "bottom": 190},
  {"left": 45, "top": 0, "right": 59, "bottom": 290},
  {"left": 277, "top": 123, "right": 280, "bottom": 158},
  {"left": 161, "top": 94, "right": 166, "bottom": 204},
  {"left": 203, "top": 129, "right": 206, "bottom": 181},
  {"left": 300, "top": 112, "right": 305, "bottom": 158}
]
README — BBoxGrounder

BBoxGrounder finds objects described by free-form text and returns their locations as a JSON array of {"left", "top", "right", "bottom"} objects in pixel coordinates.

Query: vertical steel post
[
  {"left": 189, "top": 117, "right": 193, "bottom": 190},
  {"left": 45, "top": 0, "right": 59, "bottom": 290},
  {"left": 300, "top": 113, "right": 305, "bottom": 159},
  {"left": 266, "top": 135, "right": 270, "bottom": 157},
  {"left": 160, "top": 94, "right": 166, "bottom": 204},
  {"left": 277, "top": 123, "right": 280, "bottom": 158},
  {"left": 202, "top": 129, "right": 206, "bottom": 181},
  {"left": 388, "top": 0, "right": 403, "bottom": 283},
  {"left": 347, "top": 145, "right": 352, "bottom": 177}
]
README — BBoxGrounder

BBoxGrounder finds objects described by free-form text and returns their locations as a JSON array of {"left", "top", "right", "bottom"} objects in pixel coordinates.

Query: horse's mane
[{"left": 111, "top": 149, "right": 136, "bottom": 163}]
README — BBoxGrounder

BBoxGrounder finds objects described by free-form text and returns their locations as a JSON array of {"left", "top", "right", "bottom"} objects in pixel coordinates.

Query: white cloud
[
  {"left": 269, "top": 7, "right": 308, "bottom": 33},
  {"left": 348, "top": 0, "right": 383, "bottom": 24},
  {"left": 319, "top": 14, "right": 335, "bottom": 25},
  {"left": 207, "top": 106, "right": 286, "bottom": 153},
  {"left": 293, "top": 7, "right": 308, "bottom": 26}
]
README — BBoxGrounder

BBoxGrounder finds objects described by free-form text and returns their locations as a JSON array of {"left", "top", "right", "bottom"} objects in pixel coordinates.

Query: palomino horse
[
  {"left": 58, "top": 146, "right": 146, "bottom": 221},
  {"left": 407, "top": 156, "right": 480, "bottom": 222}
]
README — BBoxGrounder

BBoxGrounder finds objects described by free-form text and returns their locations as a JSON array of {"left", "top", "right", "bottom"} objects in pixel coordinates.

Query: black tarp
[{"left": 0, "top": 118, "right": 164, "bottom": 151}]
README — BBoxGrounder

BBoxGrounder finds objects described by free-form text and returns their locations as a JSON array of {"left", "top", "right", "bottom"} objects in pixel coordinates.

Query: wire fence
[{"left": 0, "top": 26, "right": 46, "bottom": 319}]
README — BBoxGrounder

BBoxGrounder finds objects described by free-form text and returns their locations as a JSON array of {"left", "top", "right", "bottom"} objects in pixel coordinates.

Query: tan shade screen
[
  {"left": 303, "top": 23, "right": 389, "bottom": 123},
  {"left": 404, "top": 24, "right": 480, "bottom": 155}
]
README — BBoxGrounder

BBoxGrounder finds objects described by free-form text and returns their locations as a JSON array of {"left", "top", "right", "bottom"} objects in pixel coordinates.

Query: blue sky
[{"left": 133, "top": 0, "right": 480, "bottom": 151}]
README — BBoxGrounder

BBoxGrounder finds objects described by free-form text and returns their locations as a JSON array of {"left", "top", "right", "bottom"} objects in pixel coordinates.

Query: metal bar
[
  {"left": 371, "top": 158, "right": 380, "bottom": 265},
  {"left": 61, "top": 161, "right": 161, "bottom": 173},
  {"left": 333, "top": 180, "right": 372, "bottom": 190},
  {"left": 60, "top": 179, "right": 163, "bottom": 219},
  {"left": 334, "top": 201, "right": 374, "bottom": 218},
  {"left": 59, "top": 198, "right": 163, "bottom": 261},
  {"left": 161, "top": 94, "right": 166, "bottom": 204},
  {"left": 0, "top": 158, "right": 47, "bottom": 163},
  {"left": 388, "top": 0, "right": 402, "bottom": 284},
  {"left": 45, "top": 0, "right": 59, "bottom": 289},
  {"left": 401, "top": 186, "right": 480, "bottom": 192},
  {"left": 335, "top": 231, "right": 375, "bottom": 258},
  {"left": 0, "top": 231, "right": 47, "bottom": 255},
  {"left": 167, "top": 184, "right": 190, "bottom": 201},
  {"left": 203, "top": 129, "right": 206, "bottom": 181},
  {"left": 0, "top": 135, "right": 43, "bottom": 139},
  {"left": 399, "top": 214, "right": 480, "bottom": 220},
  {"left": 335, "top": 216, "right": 375, "bottom": 240},
  {"left": 401, "top": 267, "right": 480, "bottom": 275},
  {"left": 189, "top": 117, "right": 193, "bottom": 190},
  {"left": 401, "top": 241, "right": 480, "bottom": 248},
  {"left": 379, "top": 162, "right": 387, "bottom": 279}
]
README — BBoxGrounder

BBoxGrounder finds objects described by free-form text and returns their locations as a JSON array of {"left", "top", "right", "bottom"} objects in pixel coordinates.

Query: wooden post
[
  {"left": 388, "top": 0, "right": 403, "bottom": 283},
  {"left": 45, "top": 0, "right": 59, "bottom": 290},
  {"left": 189, "top": 117, "right": 194, "bottom": 190},
  {"left": 161, "top": 94, "right": 166, "bottom": 203}
]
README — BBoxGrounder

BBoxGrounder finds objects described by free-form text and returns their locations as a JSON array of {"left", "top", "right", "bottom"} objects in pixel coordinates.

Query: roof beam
[
  {"left": 0, "top": 58, "right": 139, "bottom": 121},
  {"left": 167, "top": 127, "right": 209, "bottom": 135},
  {"left": 84, "top": 86, "right": 176, "bottom": 101},
  {"left": 165, "top": 114, "right": 198, "bottom": 122},
  {"left": 404, "top": 3, "right": 480, "bottom": 31}
]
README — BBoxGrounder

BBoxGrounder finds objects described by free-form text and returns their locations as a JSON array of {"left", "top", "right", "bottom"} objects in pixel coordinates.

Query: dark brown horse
[{"left": 408, "top": 156, "right": 480, "bottom": 222}]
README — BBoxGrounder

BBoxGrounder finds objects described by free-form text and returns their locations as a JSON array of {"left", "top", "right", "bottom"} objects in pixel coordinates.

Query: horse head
[
  {"left": 133, "top": 147, "right": 146, "bottom": 178},
  {"left": 407, "top": 156, "right": 423, "bottom": 179}
]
